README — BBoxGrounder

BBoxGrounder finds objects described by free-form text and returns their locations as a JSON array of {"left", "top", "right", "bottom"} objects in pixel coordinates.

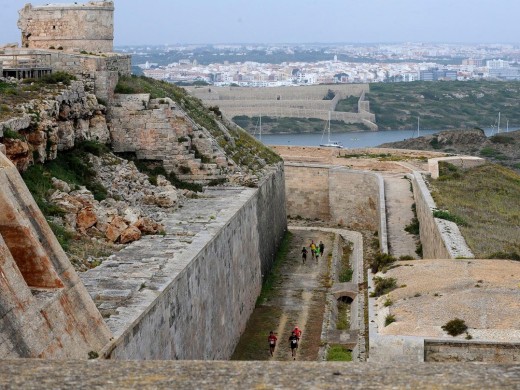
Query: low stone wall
[
  {"left": 428, "top": 156, "right": 486, "bottom": 179},
  {"left": 90, "top": 165, "right": 286, "bottom": 360},
  {"left": 410, "top": 171, "right": 473, "bottom": 259},
  {"left": 425, "top": 340, "right": 520, "bottom": 363}
]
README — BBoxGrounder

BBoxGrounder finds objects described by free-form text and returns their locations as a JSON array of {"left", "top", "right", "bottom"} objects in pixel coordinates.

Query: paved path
[
  {"left": 232, "top": 229, "right": 334, "bottom": 361},
  {"left": 383, "top": 173, "right": 418, "bottom": 258}
]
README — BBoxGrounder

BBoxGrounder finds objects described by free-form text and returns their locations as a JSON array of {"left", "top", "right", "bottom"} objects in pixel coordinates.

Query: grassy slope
[
  {"left": 428, "top": 163, "right": 520, "bottom": 259},
  {"left": 367, "top": 80, "right": 520, "bottom": 130}
]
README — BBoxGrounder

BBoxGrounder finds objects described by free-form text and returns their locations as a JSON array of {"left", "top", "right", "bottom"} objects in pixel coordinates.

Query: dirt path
[
  {"left": 232, "top": 230, "right": 333, "bottom": 361},
  {"left": 383, "top": 173, "right": 419, "bottom": 258}
]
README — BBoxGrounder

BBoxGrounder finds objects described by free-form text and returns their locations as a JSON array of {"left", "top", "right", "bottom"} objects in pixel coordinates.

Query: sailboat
[{"left": 320, "top": 112, "right": 343, "bottom": 148}]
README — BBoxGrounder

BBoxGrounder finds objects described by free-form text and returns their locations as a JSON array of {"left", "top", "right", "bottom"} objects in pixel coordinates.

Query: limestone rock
[
  {"left": 76, "top": 207, "right": 97, "bottom": 230},
  {"left": 122, "top": 207, "right": 141, "bottom": 225},
  {"left": 49, "top": 190, "right": 83, "bottom": 214},
  {"left": 133, "top": 217, "right": 163, "bottom": 235},
  {"left": 89, "top": 114, "right": 110, "bottom": 143},
  {"left": 51, "top": 177, "right": 71, "bottom": 193},
  {"left": 69, "top": 188, "right": 95, "bottom": 207},
  {"left": 57, "top": 121, "right": 75, "bottom": 151},
  {"left": 3, "top": 138, "right": 30, "bottom": 171},
  {"left": 105, "top": 216, "right": 128, "bottom": 243},
  {"left": 120, "top": 226, "right": 142, "bottom": 244}
]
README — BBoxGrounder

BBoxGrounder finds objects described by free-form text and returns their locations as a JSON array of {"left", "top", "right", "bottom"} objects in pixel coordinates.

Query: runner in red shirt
[
  {"left": 293, "top": 326, "right": 302, "bottom": 340},
  {"left": 268, "top": 331, "right": 278, "bottom": 357}
]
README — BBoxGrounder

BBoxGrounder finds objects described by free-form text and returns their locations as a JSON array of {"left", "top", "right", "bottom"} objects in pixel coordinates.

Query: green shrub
[
  {"left": 442, "top": 318, "right": 468, "bottom": 336},
  {"left": 370, "top": 252, "right": 396, "bottom": 273},
  {"left": 371, "top": 277, "right": 397, "bottom": 297},
  {"left": 433, "top": 209, "right": 468, "bottom": 226},
  {"left": 2, "top": 128, "right": 24, "bottom": 140},
  {"left": 326, "top": 345, "right": 352, "bottom": 361},
  {"left": 339, "top": 268, "right": 354, "bottom": 283},
  {"left": 383, "top": 298, "right": 393, "bottom": 307},
  {"left": 490, "top": 134, "right": 515, "bottom": 145},
  {"left": 404, "top": 217, "right": 420, "bottom": 235},
  {"left": 385, "top": 314, "right": 396, "bottom": 326},
  {"left": 487, "top": 251, "right": 520, "bottom": 261}
]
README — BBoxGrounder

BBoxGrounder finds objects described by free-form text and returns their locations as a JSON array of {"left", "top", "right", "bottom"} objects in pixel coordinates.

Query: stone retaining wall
[
  {"left": 425, "top": 340, "right": 520, "bottom": 362},
  {"left": 409, "top": 172, "right": 473, "bottom": 259},
  {"left": 285, "top": 164, "right": 384, "bottom": 235},
  {"left": 92, "top": 165, "right": 286, "bottom": 360}
]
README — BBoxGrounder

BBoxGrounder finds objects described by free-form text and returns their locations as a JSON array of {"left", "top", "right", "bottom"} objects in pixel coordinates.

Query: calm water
[{"left": 255, "top": 128, "right": 501, "bottom": 148}]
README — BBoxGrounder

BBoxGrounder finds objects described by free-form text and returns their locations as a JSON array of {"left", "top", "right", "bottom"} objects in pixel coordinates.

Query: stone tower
[{"left": 18, "top": 1, "right": 114, "bottom": 53}]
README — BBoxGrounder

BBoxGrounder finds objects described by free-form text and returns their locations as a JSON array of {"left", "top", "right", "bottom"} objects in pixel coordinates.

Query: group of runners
[
  {"left": 301, "top": 240, "right": 325, "bottom": 263},
  {"left": 266, "top": 239, "right": 325, "bottom": 360},
  {"left": 268, "top": 326, "right": 302, "bottom": 359}
]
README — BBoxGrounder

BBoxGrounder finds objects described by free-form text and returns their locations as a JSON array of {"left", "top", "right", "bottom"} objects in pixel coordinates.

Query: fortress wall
[
  {"left": 18, "top": 2, "right": 114, "bottom": 52},
  {"left": 410, "top": 172, "right": 473, "bottom": 259},
  {"left": 285, "top": 165, "right": 330, "bottom": 220},
  {"left": 425, "top": 340, "right": 520, "bottom": 363},
  {"left": 188, "top": 84, "right": 369, "bottom": 101},
  {"left": 102, "top": 166, "right": 286, "bottom": 360},
  {"left": 285, "top": 164, "right": 383, "bottom": 234},
  {"left": 0, "top": 151, "right": 112, "bottom": 358},
  {"left": 223, "top": 107, "right": 375, "bottom": 122},
  {"left": 329, "top": 169, "right": 381, "bottom": 231}
]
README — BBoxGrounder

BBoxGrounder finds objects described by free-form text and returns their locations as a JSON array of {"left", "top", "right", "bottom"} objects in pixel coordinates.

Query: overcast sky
[{"left": 1, "top": 0, "right": 519, "bottom": 46}]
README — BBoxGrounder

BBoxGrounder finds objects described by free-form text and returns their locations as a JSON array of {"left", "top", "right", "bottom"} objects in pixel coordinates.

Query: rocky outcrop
[
  {"left": 0, "top": 81, "right": 109, "bottom": 170},
  {"left": 46, "top": 152, "right": 174, "bottom": 245}
]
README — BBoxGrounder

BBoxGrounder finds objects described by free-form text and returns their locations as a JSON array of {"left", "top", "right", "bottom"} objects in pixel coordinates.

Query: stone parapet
[
  {"left": 410, "top": 171, "right": 473, "bottom": 259},
  {"left": 1, "top": 360, "right": 518, "bottom": 389},
  {"left": 428, "top": 156, "right": 486, "bottom": 179}
]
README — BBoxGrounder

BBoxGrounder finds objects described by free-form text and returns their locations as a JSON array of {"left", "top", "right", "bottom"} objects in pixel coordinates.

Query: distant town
[{"left": 117, "top": 42, "right": 520, "bottom": 87}]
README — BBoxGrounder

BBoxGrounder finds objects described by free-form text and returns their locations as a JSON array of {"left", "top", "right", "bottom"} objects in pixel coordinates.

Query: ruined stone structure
[
  {"left": 110, "top": 94, "right": 236, "bottom": 183},
  {"left": 18, "top": 2, "right": 114, "bottom": 52},
  {"left": 0, "top": 151, "right": 112, "bottom": 358}
]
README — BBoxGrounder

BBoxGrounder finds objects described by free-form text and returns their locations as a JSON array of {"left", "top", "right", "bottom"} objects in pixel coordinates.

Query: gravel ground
[{"left": 376, "top": 259, "right": 520, "bottom": 341}]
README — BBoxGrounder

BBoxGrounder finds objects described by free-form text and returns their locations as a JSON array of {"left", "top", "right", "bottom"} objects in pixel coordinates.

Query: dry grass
[{"left": 429, "top": 163, "right": 520, "bottom": 259}]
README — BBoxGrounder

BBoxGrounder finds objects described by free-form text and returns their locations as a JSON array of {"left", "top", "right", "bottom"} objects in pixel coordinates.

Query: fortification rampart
[
  {"left": 187, "top": 84, "right": 377, "bottom": 129},
  {"left": 18, "top": 2, "right": 114, "bottom": 53},
  {"left": 188, "top": 84, "right": 369, "bottom": 101},
  {"left": 285, "top": 164, "right": 383, "bottom": 233},
  {"left": 78, "top": 165, "right": 286, "bottom": 360},
  {"left": 0, "top": 151, "right": 112, "bottom": 358},
  {"left": 409, "top": 171, "right": 473, "bottom": 259}
]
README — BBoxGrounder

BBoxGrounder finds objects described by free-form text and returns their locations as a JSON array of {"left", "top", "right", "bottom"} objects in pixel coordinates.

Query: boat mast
[
  {"left": 259, "top": 114, "right": 262, "bottom": 141},
  {"left": 498, "top": 112, "right": 501, "bottom": 134},
  {"left": 328, "top": 111, "right": 331, "bottom": 143},
  {"left": 417, "top": 116, "right": 420, "bottom": 137}
]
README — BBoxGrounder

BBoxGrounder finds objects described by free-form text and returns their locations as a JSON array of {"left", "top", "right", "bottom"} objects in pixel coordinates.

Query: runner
[
  {"left": 268, "top": 331, "right": 277, "bottom": 357},
  {"left": 293, "top": 326, "right": 302, "bottom": 340},
  {"left": 310, "top": 240, "right": 316, "bottom": 260},
  {"left": 314, "top": 246, "right": 320, "bottom": 261},
  {"left": 289, "top": 331, "right": 299, "bottom": 359},
  {"left": 301, "top": 246, "right": 308, "bottom": 263},
  {"left": 319, "top": 241, "right": 325, "bottom": 258}
]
